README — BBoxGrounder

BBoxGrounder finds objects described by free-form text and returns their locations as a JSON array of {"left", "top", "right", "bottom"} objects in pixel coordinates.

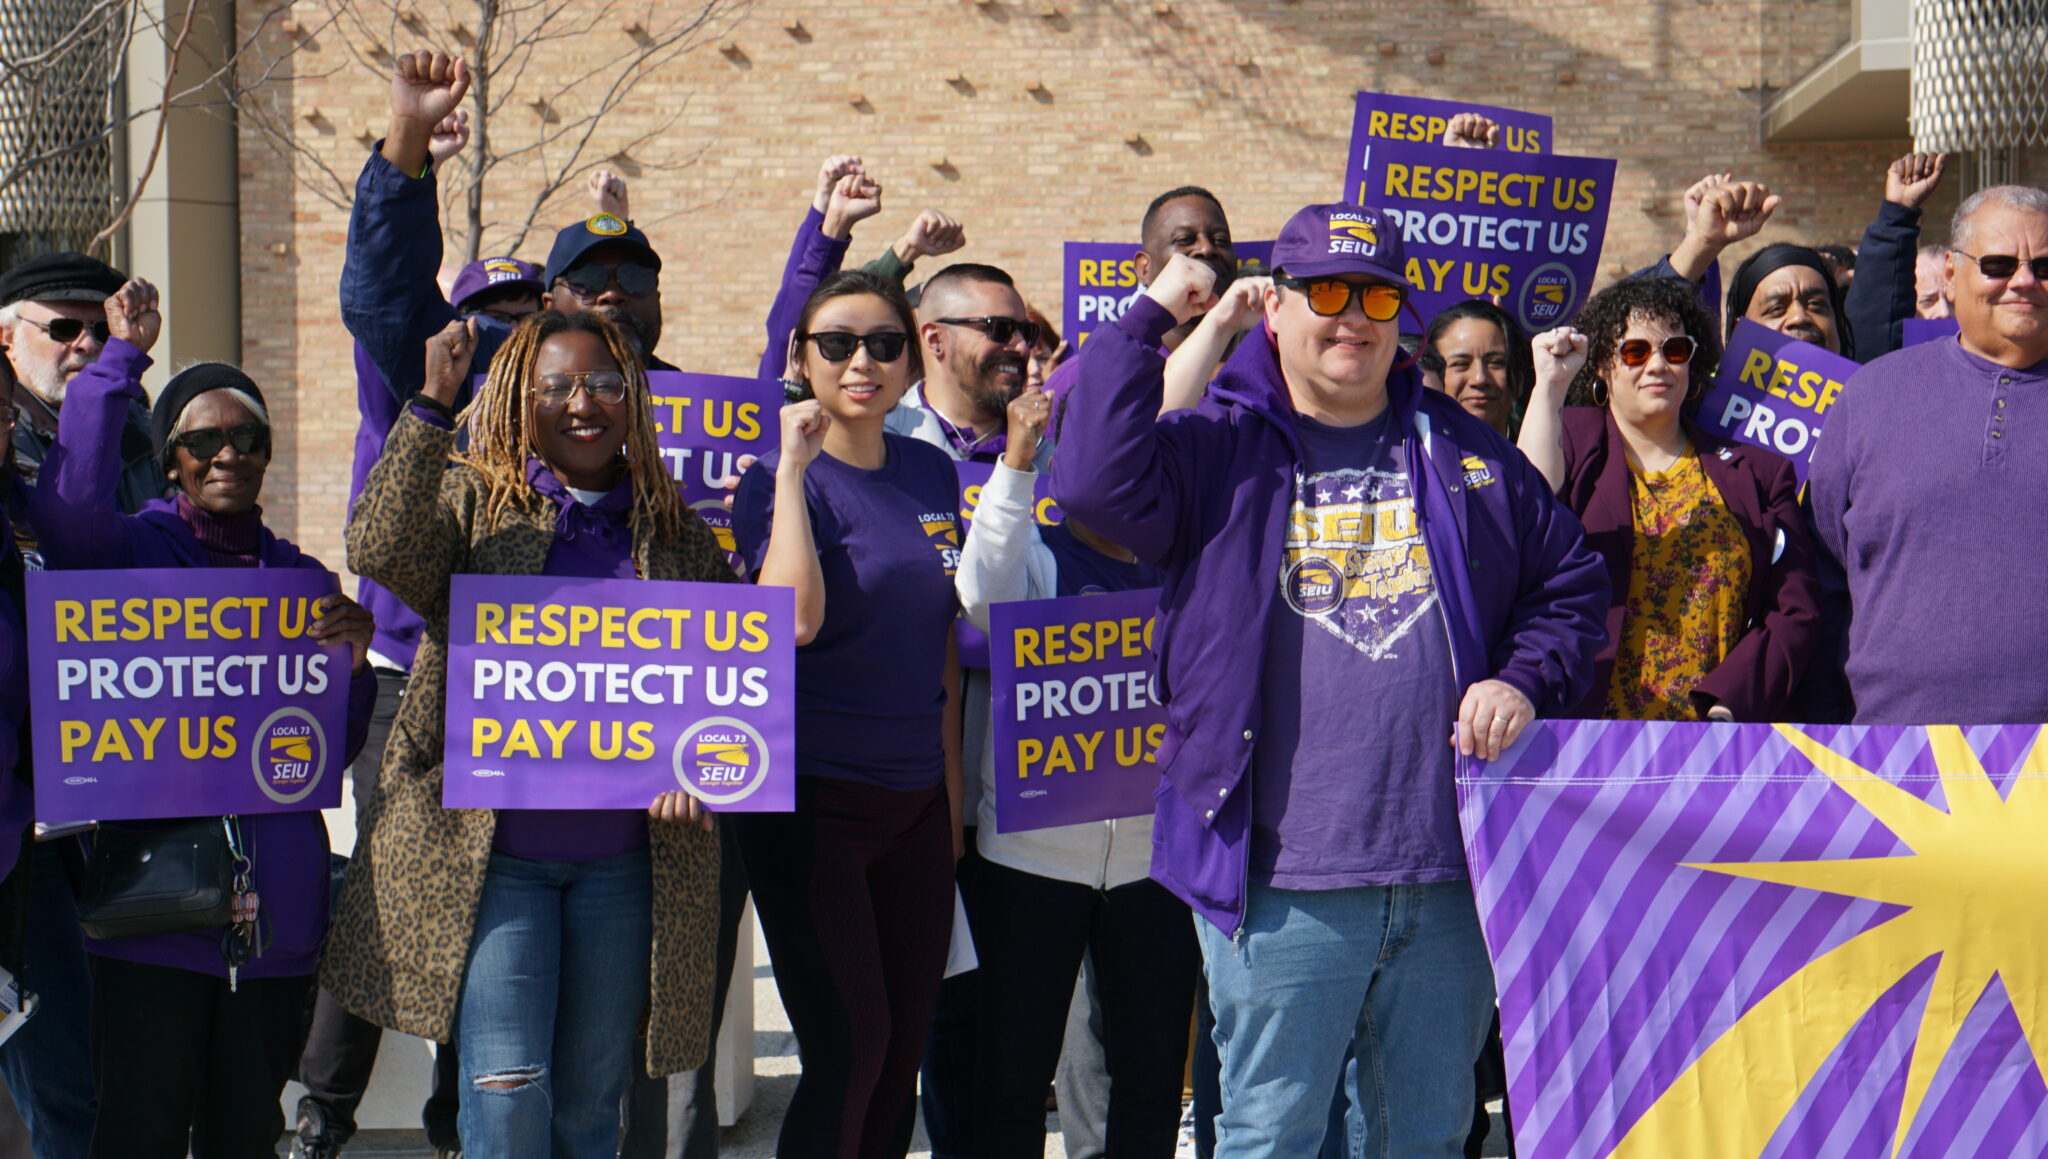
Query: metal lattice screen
[
  {"left": 0, "top": 0, "right": 123, "bottom": 248},
  {"left": 1912, "top": 0, "right": 2048, "bottom": 153}
]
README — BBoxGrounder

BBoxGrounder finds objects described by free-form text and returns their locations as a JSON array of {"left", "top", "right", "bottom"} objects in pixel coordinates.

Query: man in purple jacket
[{"left": 1051, "top": 203, "right": 1607, "bottom": 1157}]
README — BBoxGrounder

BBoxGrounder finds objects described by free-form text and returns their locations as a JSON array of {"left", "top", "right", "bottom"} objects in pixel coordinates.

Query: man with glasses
[
  {"left": 892, "top": 263, "right": 1046, "bottom": 468},
  {"left": 1052, "top": 203, "right": 1607, "bottom": 1158},
  {"left": 1809, "top": 184, "right": 2048, "bottom": 727}
]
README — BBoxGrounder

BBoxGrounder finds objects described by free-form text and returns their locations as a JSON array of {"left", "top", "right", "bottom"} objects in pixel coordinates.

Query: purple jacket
[
  {"left": 1051, "top": 298, "right": 1609, "bottom": 934},
  {"left": 1555, "top": 407, "right": 1820, "bottom": 721},
  {"left": 349, "top": 343, "right": 426, "bottom": 668},
  {"left": 27, "top": 338, "right": 377, "bottom": 978},
  {"left": 759, "top": 208, "right": 851, "bottom": 383}
]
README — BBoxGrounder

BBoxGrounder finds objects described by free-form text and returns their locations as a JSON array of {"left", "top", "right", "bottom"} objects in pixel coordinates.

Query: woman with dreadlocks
[{"left": 324, "top": 310, "right": 731, "bottom": 1159}]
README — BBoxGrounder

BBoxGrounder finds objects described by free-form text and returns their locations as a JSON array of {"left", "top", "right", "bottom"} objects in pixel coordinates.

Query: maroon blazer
[{"left": 1555, "top": 406, "right": 1820, "bottom": 721}]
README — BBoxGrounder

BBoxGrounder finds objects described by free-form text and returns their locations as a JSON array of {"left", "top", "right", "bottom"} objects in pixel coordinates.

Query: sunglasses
[
  {"left": 172, "top": 423, "right": 269, "bottom": 462},
  {"left": 805, "top": 330, "right": 910, "bottom": 363},
  {"left": 17, "top": 315, "right": 111, "bottom": 346},
  {"left": 935, "top": 316, "right": 1042, "bottom": 347},
  {"left": 556, "top": 261, "right": 660, "bottom": 298},
  {"left": 1616, "top": 335, "right": 1699, "bottom": 368},
  {"left": 534, "top": 370, "right": 629, "bottom": 407},
  {"left": 1274, "top": 276, "right": 1407, "bottom": 322},
  {"left": 1952, "top": 250, "right": 2048, "bottom": 282}
]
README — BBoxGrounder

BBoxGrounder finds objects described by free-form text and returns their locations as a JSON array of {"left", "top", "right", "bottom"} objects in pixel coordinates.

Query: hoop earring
[{"left": 1591, "top": 380, "right": 1610, "bottom": 408}]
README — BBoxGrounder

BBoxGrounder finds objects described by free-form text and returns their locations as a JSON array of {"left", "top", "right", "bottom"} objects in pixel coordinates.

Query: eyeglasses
[
  {"left": 556, "top": 261, "right": 660, "bottom": 298},
  {"left": 172, "top": 423, "right": 269, "bottom": 462},
  {"left": 16, "top": 315, "right": 111, "bottom": 346},
  {"left": 935, "top": 316, "right": 1042, "bottom": 348},
  {"left": 534, "top": 370, "right": 629, "bottom": 407},
  {"left": 805, "top": 330, "right": 910, "bottom": 363},
  {"left": 1273, "top": 276, "right": 1407, "bottom": 322},
  {"left": 1616, "top": 335, "right": 1698, "bottom": 368},
  {"left": 1951, "top": 250, "right": 2048, "bottom": 282}
]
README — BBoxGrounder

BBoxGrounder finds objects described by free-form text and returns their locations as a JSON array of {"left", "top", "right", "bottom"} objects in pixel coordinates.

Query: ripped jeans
[{"left": 455, "top": 848, "right": 654, "bottom": 1158}]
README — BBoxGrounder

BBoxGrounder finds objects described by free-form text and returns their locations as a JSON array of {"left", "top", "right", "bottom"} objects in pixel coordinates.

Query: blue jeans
[
  {"left": 1198, "top": 880, "right": 1494, "bottom": 1159},
  {"left": 456, "top": 848, "right": 653, "bottom": 1159},
  {"left": 0, "top": 842, "right": 97, "bottom": 1159}
]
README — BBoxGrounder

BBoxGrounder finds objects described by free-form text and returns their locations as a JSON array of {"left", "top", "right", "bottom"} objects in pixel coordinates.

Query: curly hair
[
  {"left": 1564, "top": 277, "right": 1723, "bottom": 410},
  {"left": 453, "top": 309, "right": 685, "bottom": 542}
]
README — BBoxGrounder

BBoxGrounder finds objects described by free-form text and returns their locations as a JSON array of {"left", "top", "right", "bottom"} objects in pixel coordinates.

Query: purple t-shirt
[
  {"left": 1043, "top": 521, "right": 1160, "bottom": 598},
  {"left": 733, "top": 435, "right": 962, "bottom": 790},
  {"left": 1249, "top": 412, "right": 1463, "bottom": 889},
  {"left": 490, "top": 461, "right": 651, "bottom": 863}
]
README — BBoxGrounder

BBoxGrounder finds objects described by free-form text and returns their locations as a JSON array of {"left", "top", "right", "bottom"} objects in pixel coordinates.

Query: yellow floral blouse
[{"left": 1605, "top": 448, "right": 1752, "bottom": 721}]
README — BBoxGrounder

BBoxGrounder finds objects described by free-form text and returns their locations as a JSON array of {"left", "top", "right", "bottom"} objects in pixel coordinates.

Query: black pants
[
  {"left": 294, "top": 668, "right": 461, "bottom": 1147},
  {"left": 87, "top": 956, "right": 312, "bottom": 1158},
  {"left": 734, "top": 777, "right": 955, "bottom": 1159},
  {"left": 973, "top": 861, "right": 1200, "bottom": 1159},
  {"left": 618, "top": 814, "right": 750, "bottom": 1159},
  {"left": 917, "top": 831, "right": 984, "bottom": 1159}
]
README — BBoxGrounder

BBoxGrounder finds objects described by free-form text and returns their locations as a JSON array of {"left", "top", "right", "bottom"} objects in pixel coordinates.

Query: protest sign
[
  {"left": 1694, "top": 319, "right": 1858, "bottom": 483},
  {"left": 990, "top": 589, "right": 1165, "bottom": 833},
  {"left": 443, "top": 574, "right": 795, "bottom": 812},
  {"left": 1350, "top": 138, "right": 1615, "bottom": 333},
  {"left": 1901, "top": 316, "right": 1959, "bottom": 347},
  {"left": 1462, "top": 719, "right": 2048, "bottom": 1158},
  {"left": 1344, "top": 91, "right": 1553, "bottom": 202},
  {"left": 648, "top": 370, "right": 782, "bottom": 556},
  {"left": 26, "top": 569, "right": 352, "bottom": 822},
  {"left": 1062, "top": 240, "right": 1274, "bottom": 351},
  {"left": 953, "top": 461, "right": 1064, "bottom": 669}
]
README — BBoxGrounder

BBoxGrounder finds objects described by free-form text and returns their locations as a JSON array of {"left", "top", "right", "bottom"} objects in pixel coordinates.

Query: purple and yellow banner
[
  {"left": 25, "top": 569, "right": 351, "bottom": 821},
  {"left": 443, "top": 574, "right": 795, "bottom": 812},
  {"left": 1344, "top": 91, "right": 1553, "bottom": 199},
  {"left": 1061, "top": 240, "right": 1274, "bottom": 351},
  {"left": 648, "top": 370, "right": 782, "bottom": 556},
  {"left": 1462, "top": 719, "right": 2048, "bottom": 1157},
  {"left": 990, "top": 589, "right": 1165, "bottom": 833},
  {"left": 1695, "top": 319, "right": 1859, "bottom": 484}
]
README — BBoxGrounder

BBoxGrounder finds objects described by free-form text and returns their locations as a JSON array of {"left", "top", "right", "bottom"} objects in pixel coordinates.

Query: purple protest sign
[
  {"left": 990, "top": 589, "right": 1165, "bottom": 833},
  {"left": 443, "top": 574, "right": 795, "bottom": 812},
  {"left": 953, "top": 461, "right": 1063, "bottom": 669},
  {"left": 1344, "top": 92, "right": 1553, "bottom": 205},
  {"left": 1695, "top": 319, "right": 1859, "bottom": 484},
  {"left": 1062, "top": 240, "right": 1275, "bottom": 351},
  {"left": 1901, "top": 316, "right": 1959, "bottom": 347},
  {"left": 648, "top": 370, "right": 782, "bottom": 558},
  {"left": 1351, "top": 138, "right": 1614, "bottom": 334},
  {"left": 25, "top": 569, "right": 351, "bottom": 822}
]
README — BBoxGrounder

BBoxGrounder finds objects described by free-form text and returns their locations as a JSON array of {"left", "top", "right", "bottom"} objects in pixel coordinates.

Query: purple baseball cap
[
  {"left": 449, "top": 256, "right": 543, "bottom": 312},
  {"left": 1269, "top": 203, "right": 1410, "bottom": 288}
]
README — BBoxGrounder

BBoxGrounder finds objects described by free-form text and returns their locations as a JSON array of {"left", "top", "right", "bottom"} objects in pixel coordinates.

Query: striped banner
[{"left": 1460, "top": 720, "right": 2048, "bottom": 1157}]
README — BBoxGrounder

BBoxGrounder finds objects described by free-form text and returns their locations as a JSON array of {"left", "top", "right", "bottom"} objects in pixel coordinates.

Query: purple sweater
[
  {"left": 1809, "top": 334, "right": 2048, "bottom": 724},
  {"left": 27, "top": 338, "right": 377, "bottom": 979}
]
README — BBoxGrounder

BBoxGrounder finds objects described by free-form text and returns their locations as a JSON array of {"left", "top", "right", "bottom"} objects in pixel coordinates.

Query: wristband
[{"left": 410, "top": 390, "right": 457, "bottom": 420}]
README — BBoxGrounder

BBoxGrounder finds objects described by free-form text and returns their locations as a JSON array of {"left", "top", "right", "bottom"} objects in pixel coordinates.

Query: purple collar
[
  {"left": 525, "top": 457, "right": 633, "bottom": 550},
  {"left": 918, "top": 391, "right": 1006, "bottom": 459}
]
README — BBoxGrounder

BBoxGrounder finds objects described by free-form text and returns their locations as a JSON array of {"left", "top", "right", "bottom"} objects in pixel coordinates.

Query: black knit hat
[
  {"left": 0, "top": 252, "right": 125, "bottom": 307},
  {"left": 151, "top": 363, "right": 268, "bottom": 467}
]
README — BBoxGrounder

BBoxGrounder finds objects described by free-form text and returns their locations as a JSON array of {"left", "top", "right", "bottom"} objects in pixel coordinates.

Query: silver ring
[{"left": 1492, "top": 713, "right": 1510, "bottom": 724}]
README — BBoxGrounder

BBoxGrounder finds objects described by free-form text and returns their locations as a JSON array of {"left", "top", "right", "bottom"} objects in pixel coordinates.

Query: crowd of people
[{"left": 0, "top": 43, "right": 2043, "bottom": 1159}]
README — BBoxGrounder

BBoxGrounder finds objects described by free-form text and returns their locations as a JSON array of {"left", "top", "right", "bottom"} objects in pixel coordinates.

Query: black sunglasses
[
  {"left": 805, "top": 330, "right": 910, "bottom": 363},
  {"left": 18, "top": 315, "right": 111, "bottom": 346},
  {"left": 557, "top": 261, "right": 660, "bottom": 298},
  {"left": 172, "top": 423, "right": 269, "bottom": 462},
  {"left": 936, "top": 316, "right": 1042, "bottom": 348},
  {"left": 1952, "top": 250, "right": 2048, "bottom": 282},
  {"left": 1616, "top": 335, "right": 1698, "bottom": 368}
]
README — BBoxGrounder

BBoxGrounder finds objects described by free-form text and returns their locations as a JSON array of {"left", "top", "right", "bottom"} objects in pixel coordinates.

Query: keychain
[{"left": 219, "top": 817, "right": 264, "bottom": 992}]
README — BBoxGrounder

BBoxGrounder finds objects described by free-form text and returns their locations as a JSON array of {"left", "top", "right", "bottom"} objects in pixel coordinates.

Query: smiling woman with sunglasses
[
  {"left": 732, "top": 269, "right": 966, "bottom": 1159},
  {"left": 1518, "top": 277, "right": 1820, "bottom": 724},
  {"left": 26, "top": 278, "right": 381, "bottom": 1157}
]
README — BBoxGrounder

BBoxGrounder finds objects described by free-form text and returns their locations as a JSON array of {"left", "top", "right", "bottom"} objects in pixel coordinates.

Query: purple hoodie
[
  {"left": 1050, "top": 298, "right": 1609, "bottom": 935},
  {"left": 26, "top": 338, "right": 376, "bottom": 979}
]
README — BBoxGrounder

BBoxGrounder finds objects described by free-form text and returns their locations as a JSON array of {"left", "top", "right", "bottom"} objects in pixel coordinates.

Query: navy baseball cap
[
  {"left": 543, "top": 213, "right": 661, "bottom": 289},
  {"left": 1269, "top": 203, "right": 1410, "bottom": 288},
  {"left": 449, "top": 256, "right": 542, "bottom": 312}
]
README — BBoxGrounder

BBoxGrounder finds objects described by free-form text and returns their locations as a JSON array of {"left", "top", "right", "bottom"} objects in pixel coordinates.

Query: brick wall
[{"left": 237, "top": 0, "right": 1946, "bottom": 572}]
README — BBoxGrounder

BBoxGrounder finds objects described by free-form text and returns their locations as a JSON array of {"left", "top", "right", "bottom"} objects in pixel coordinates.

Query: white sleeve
[{"left": 956, "top": 462, "right": 1058, "bottom": 631}]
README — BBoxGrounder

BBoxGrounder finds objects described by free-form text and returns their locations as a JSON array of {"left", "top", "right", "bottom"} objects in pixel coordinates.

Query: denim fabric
[
  {"left": 455, "top": 848, "right": 653, "bottom": 1158},
  {"left": 1198, "top": 880, "right": 1493, "bottom": 1159}
]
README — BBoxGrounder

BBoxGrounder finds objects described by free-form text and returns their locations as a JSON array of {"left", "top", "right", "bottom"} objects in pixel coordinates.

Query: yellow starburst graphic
[{"left": 1610, "top": 724, "right": 2048, "bottom": 1158}]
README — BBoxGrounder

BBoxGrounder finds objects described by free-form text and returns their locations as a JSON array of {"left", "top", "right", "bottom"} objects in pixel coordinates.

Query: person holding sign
[
  {"left": 25, "top": 279, "right": 379, "bottom": 1157},
  {"left": 1052, "top": 205, "right": 1607, "bottom": 1158},
  {"left": 327, "top": 310, "right": 729, "bottom": 1159},
  {"left": 954, "top": 385, "right": 1197, "bottom": 1158},
  {"left": 1518, "top": 278, "right": 1820, "bottom": 723},
  {"left": 732, "top": 270, "right": 965, "bottom": 1159}
]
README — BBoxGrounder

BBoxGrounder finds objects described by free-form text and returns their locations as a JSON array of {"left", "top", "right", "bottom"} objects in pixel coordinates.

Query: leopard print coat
[{"left": 322, "top": 408, "right": 733, "bottom": 1077}]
